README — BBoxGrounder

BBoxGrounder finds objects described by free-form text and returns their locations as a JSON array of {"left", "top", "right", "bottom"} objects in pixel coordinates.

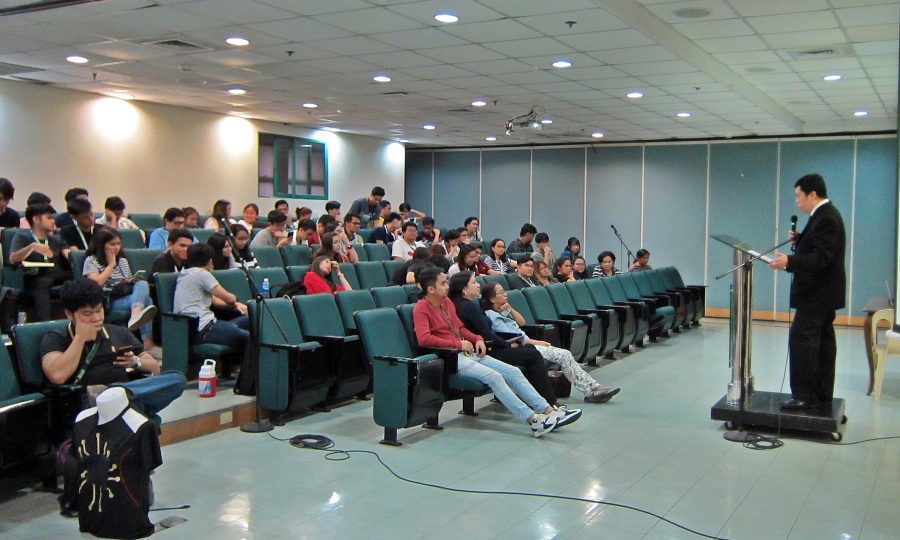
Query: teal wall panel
[
  {"left": 852, "top": 138, "right": 898, "bottom": 313},
  {"left": 481, "top": 150, "right": 532, "bottom": 246},
  {"left": 707, "top": 142, "right": 779, "bottom": 311},
  {"left": 585, "top": 145, "right": 643, "bottom": 268},
  {"left": 432, "top": 151, "right": 480, "bottom": 231},
  {"left": 404, "top": 152, "right": 433, "bottom": 217},
  {"left": 778, "top": 140, "right": 854, "bottom": 314},
  {"left": 643, "top": 144, "right": 708, "bottom": 285},
  {"left": 531, "top": 148, "right": 585, "bottom": 260}
]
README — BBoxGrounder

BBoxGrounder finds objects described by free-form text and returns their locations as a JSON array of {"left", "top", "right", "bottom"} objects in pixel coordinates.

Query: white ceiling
[{"left": 0, "top": 0, "right": 896, "bottom": 146}]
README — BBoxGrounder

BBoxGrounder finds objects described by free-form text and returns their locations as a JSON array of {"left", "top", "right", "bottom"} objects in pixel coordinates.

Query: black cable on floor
[
  {"left": 149, "top": 504, "right": 191, "bottom": 512},
  {"left": 265, "top": 431, "right": 730, "bottom": 540}
]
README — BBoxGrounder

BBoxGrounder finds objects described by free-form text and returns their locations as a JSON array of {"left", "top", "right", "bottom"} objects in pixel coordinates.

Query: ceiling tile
[
  {"left": 482, "top": 37, "right": 573, "bottom": 57},
  {"left": 514, "top": 8, "right": 629, "bottom": 35},
  {"left": 313, "top": 7, "right": 425, "bottom": 34},
  {"left": 713, "top": 50, "right": 783, "bottom": 65},
  {"left": 395, "top": 64, "right": 476, "bottom": 80},
  {"left": 836, "top": 3, "right": 900, "bottom": 25},
  {"left": 312, "top": 36, "right": 401, "bottom": 56},
  {"left": 844, "top": 24, "right": 900, "bottom": 42},
  {"left": 673, "top": 18, "right": 755, "bottom": 39},
  {"left": 442, "top": 19, "right": 543, "bottom": 42},
  {"left": 642, "top": 0, "right": 740, "bottom": 23},
  {"left": 357, "top": 50, "right": 442, "bottom": 68},
  {"left": 176, "top": 0, "right": 296, "bottom": 24},
  {"left": 727, "top": 0, "right": 830, "bottom": 17},
  {"left": 370, "top": 28, "right": 470, "bottom": 49},
  {"left": 746, "top": 11, "right": 840, "bottom": 34},
  {"left": 695, "top": 35, "right": 769, "bottom": 53},
  {"left": 556, "top": 29, "right": 656, "bottom": 52},
  {"left": 763, "top": 29, "right": 851, "bottom": 50},
  {"left": 454, "top": 58, "right": 534, "bottom": 75},
  {"left": 591, "top": 45, "right": 678, "bottom": 64},
  {"left": 383, "top": 0, "right": 505, "bottom": 25},
  {"left": 417, "top": 44, "right": 506, "bottom": 63},
  {"left": 247, "top": 18, "right": 352, "bottom": 42}
]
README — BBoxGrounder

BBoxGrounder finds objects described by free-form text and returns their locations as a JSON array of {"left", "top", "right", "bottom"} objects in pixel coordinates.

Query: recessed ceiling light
[
  {"left": 302, "top": 102, "right": 317, "bottom": 109},
  {"left": 471, "top": 99, "right": 487, "bottom": 107},
  {"left": 373, "top": 74, "right": 391, "bottom": 83},
  {"left": 434, "top": 12, "right": 459, "bottom": 23},
  {"left": 113, "top": 93, "right": 134, "bottom": 100},
  {"left": 552, "top": 59, "right": 572, "bottom": 69},
  {"left": 228, "top": 88, "right": 246, "bottom": 95},
  {"left": 66, "top": 55, "right": 88, "bottom": 64},
  {"left": 591, "top": 132, "right": 605, "bottom": 138},
  {"left": 853, "top": 110, "right": 868, "bottom": 117},
  {"left": 322, "top": 126, "right": 340, "bottom": 132},
  {"left": 626, "top": 91, "right": 643, "bottom": 99},
  {"left": 823, "top": 74, "right": 842, "bottom": 81},
  {"left": 226, "top": 37, "right": 249, "bottom": 47},
  {"left": 398, "top": 139, "right": 409, "bottom": 143},
  {"left": 423, "top": 124, "right": 436, "bottom": 130},
  {"left": 541, "top": 118, "right": 553, "bottom": 124},
  {"left": 676, "top": 112, "right": 691, "bottom": 118},
  {"left": 485, "top": 136, "right": 496, "bottom": 141}
]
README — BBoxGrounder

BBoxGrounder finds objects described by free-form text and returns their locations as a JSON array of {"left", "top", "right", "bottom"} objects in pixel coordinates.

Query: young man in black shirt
[
  {"left": 150, "top": 229, "right": 193, "bottom": 274},
  {"left": 53, "top": 187, "right": 89, "bottom": 229},
  {"left": 0, "top": 177, "right": 20, "bottom": 228},
  {"left": 10, "top": 203, "right": 71, "bottom": 321},
  {"left": 59, "top": 197, "right": 95, "bottom": 251}
]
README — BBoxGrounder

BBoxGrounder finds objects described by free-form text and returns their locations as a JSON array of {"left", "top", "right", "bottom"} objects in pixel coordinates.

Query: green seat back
[
  {"left": 357, "top": 229, "right": 375, "bottom": 243},
  {"left": 253, "top": 246, "right": 284, "bottom": 268},
  {"left": 11, "top": 320, "right": 69, "bottom": 388},
  {"left": 566, "top": 280, "right": 598, "bottom": 311},
  {"left": 371, "top": 286, "right": 409, "bottom": 308},
  {"left": 355, "top": 261, "right": 388, "bottom": 289},
  {"left": 396, "top": 304, "right": 420, "bottom": 352},
  {"left": 155, "top": 272, "right": 177, "bottom": 312},
  {"left": 212, "top": 268, "right": 253, "bottom": 302},
  {"left": 0, "top": 342, "right": 21, "bottom": 401},
  {"left": 69, "top": 250, "right": 87, "bottom": 279},
  {"left": 285, "top": 265, "right": 309, "bottom": 283},
  {"left": 482, "top": 273, "right": 509, "bottom": 291},
  {"left": 522, "top": 286, "right": 563, "bottom": 320},
  {"left": 630, "top": 272, "right": 656, "bottom": 297},
  {"left": 506, "top": 290, "right": 537, "bottom": 325},
  {"left": 251, "top": 267, "right": 290, "bottom": 294},
  {"left": 475, "top": 276, "right": 486, "bottom": 289},
  {"left": 381, "top": 260, "right": 405, "bottom": 282},
  {"left": 604, "top": 275, "right": 631, "bottom": 302},
  {"left": 334, "top": 290, "right": 376, "bottom": 332},
  {"left": 191, "top": 229, "right": 214, "bottom": 243},
  {"left": 338, "top": 263, "right": 360, "bottom": 290},
  {"left": 127, "top": 213, "right": 163, "bottom": 231},
  {"left": 293, "top": 294, "right": 346, "bottom": 337},
  {"left": 402, "top": 284, "right": 420, "bottom": 301},
  {"left": 353, "top": 245, "right": 369, "bottom": 262},
  {"left": 617, "top": 274, "right": 644, "bottom": 300},
  {"left": 281, "top": 245, "right": 312, "bottom": 266},
  {"left": 363, "top": 243, "right": 391, "bottom": 262},
  {"left": 586, "top": 263, "right": 597, "bottom": 277},
  {"left": 585, "top": 278, "right": 615, "bottom": 306},
  {"left": 356, "top": 307, "right": 415, "bottom": 361},
  {"left": 118, "top": 229, "right": 146, "bottom": 249},
  {"left": 2, "top": 228, "right": 29, "bottom": 265},
  {"left": 250, "top": 298, "right": 305, "bottom": 345},
  {"left": 124, "top": 248, "right": 163, "bottom": 275},
  {"left": 545, "top": 283, "right": 580, "bottom": 316}
]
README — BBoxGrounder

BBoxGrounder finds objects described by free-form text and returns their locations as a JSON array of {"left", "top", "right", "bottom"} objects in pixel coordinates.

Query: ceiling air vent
[
  {"left": 787, "top": 44, "right": 854, "bottom": 61},
  {"left": 142, "top": 38, "right": 212, "bottom": 53}
]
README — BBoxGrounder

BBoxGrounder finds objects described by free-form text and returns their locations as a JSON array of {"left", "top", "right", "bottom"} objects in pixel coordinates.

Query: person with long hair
[
  {"left": 560, "top": 236, "right": 581, "bottom": 261},
  {"left": 484, "top": 238, "right": 516, "bottom": 274},
  {"left": 592, "top": 251, "right": 622, "bottom": 278},
  {"left": 229, "top": 224, "right": 256, "bottom": 267},
  {"left": 482, "top": 282, "right": 620, "bottom": 403},
  {"left": 391, "top": 246, "right": 431, "bottom": 285},
  {"left": 472, "top": 243, "right": 495, "bottom": 275},
  {"left": 207, "top": 233, "right": 236, "bottom": 270},
  {"left": 238, "top": 203, "right": 259, "bottom": 231},
  {"left": 82, "top": 227, "right": 157, "bottom": 349},
  {"left": 182, "top": 206, "right": 200, "bottom": 228},
  {"left": 204, "top": 199, "right": 235, "bottom": 231},
  {"left": 534, "top": 260, "right": 558, "bottom": 286},
  {"left": 303, "top": 255, "right": 353, "bottom": 295},
  {"left": 553, "top": 257, "right": 576, "bottom": 283},
  {"left": 572, "top": 256, "right": 589, "bottom": 280},
  {"left": 448, "top": 243, "right": 478, "bottom": 276}
]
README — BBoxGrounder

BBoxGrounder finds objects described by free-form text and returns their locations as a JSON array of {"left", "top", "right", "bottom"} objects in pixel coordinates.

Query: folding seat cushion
[{"left": 0, "top": 339, "right": 51, "bottom": 471}]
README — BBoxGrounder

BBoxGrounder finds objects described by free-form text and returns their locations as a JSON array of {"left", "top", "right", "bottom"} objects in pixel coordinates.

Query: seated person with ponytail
[{"left": 304, "top": 255, "right": 353, "bottom": 296}]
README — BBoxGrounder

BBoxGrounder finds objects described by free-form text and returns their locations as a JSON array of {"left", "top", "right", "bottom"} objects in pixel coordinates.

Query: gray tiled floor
[{"left": 2, "top": 319, "right": 898, "bottom": 539}]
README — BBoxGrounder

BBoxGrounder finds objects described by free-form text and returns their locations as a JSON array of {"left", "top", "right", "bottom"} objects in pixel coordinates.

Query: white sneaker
[
  {"left": 128, "top": 305, "right": 157, "bottom": 331},
  {"left": 550, "top": 406, "right": 582, "bottom": 429},
  {"left": 530, "top": 413, "right": 558, "bottom": 438}
]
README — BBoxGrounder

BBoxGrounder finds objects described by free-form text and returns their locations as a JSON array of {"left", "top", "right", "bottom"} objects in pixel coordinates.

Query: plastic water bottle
[
  {"left": 260, "top": 278, "right": 270, "bottom": 298},
  {"left": 198, "top": 359, "right": 217, "bottom": 398}
]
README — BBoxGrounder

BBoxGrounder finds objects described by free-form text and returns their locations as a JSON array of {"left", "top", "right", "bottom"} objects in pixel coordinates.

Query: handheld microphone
[{"left": 790, "top": 215, "right": 797, "bottom": 252}]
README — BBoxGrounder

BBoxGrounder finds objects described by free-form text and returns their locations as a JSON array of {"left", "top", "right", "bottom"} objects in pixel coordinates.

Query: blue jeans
[
  {"left": 456, "top": 353, "right": 550, "bottom": 423},
  {"left": 110, "top": 280, "right": 153, "bottom": 340},
  {"left": 110, "top": 370, "right": 187, "bottom": 426},
  {"left": 199, "top": 315, "right": 250, "bottom": 349}
]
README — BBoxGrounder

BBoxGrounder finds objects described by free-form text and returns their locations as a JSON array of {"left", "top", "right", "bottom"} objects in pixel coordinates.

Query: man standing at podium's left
[{"left": 768, "top": 173, "right": 846, "bottom": 411}]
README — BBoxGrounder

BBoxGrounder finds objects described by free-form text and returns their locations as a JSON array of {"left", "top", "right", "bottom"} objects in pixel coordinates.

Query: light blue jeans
[
  {"left": 110, "top": 280, "right": 153, "bottom": 340},
  {"left": 456, "top": 353, "right": 550, "bottom": 423}
]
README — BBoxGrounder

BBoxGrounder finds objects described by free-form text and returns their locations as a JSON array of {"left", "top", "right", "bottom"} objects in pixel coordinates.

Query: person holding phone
[{"left": 82, "top": 227, "right": 157, "bottom": 350}]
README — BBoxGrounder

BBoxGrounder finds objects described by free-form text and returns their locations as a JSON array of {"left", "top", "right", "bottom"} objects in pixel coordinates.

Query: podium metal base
[{"left": 711, "top": 391, "right": 847, "bottom": 441}]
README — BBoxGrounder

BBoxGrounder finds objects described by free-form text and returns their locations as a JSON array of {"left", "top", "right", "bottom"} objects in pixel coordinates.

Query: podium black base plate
[{"left": 711, "top": 391, "right": 846, "bottom": 441}]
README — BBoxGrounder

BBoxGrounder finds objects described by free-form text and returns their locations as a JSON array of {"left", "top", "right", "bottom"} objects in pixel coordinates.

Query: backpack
[{"left": 275, "top": 281, "right": 306, "bottom": 298}]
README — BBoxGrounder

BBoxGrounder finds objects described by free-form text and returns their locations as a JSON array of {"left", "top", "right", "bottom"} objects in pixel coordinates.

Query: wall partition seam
[
  {"left": 430, "top": 152, "right": 435, "bottom": 218},
  {"left": 528, "top": 149, "right": 533, "bottom": 222},
  {"left": 582, "top": 147, "right": 588, "bottom": 248},
  {"left": 704, "top": 143, "right": 711, "bottom": 286},
  {"left": 773, "top": 140, "right": 781, "bottom": 318},
  {"left": 478, "top": 150, "right": 483, "bottom": 223},
  {"left": 640, "top": 145, "right": 645, "bottom": 245},
  {"left": 848, "top": 137, "right": 858, "bottom": 318}
]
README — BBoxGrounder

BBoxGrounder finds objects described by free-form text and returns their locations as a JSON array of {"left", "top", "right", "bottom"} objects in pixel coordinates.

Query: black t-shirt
[
  {"left": 59, "top": 224, "right": 94, "bottom": 250},
  {"left": 369, "top": 226, "right": 391, "bottom": 244},
  {"left": 151, "top": 251, "right": 182, "bottom": 275},
  {"left": 73, "top": 408, "right": 161, "bottom": 539},
  {"left": 40, "top": 324, "right": 143, "bottom": 386},
  {"left": 0, "top": 207, "right": 20, "bottom": 227}
]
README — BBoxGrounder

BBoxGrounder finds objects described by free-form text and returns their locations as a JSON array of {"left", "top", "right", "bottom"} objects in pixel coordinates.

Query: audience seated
[
  {"left": 0, "top": 177, "right": 20, "bottom": 228},
  {"left": 96, "top": 196, "right": 140, "bottom": 231},
  {"left": 151, "top": 229, "right": 193, "bottom": 274},
  {"left": 535, "top": 260, "right": 558, "bottom": 286},
  {"left": 342, "top": 213, "right": 364, "bottom": 245},
  {"left": 531, "top": 232, "right": 556, "bottom": 268},
  {"left": 274, "top": 199, "right": 295, "bottom": 232},
  {"left": 250, "top": 210, "right": 291, "bottom": 249},
  {"left": 10, "top": 203, "right": 71, "bottom": 321},
  {"left": 238, "top": 203, "right": 260, "bottom": 231},
  {"left": 560, "top": 236, "right": 581, "bottom": 261},
  {"left": 148, "top": 207, "right": 187, "bottom": 250},
  {"left": 370, "top": 212, "right": 402, "bottom": 244},
  {"left": 572, "top": 256, "right": 589, "bottom": 280},
  {"left": 553, "top": 257, "right": 576, "bottom": 283},
  {"left": 293, "top": 218, "right": 316, "bottom": 245},
  {"left": 58, "top": 197, "right": 95, "bottom": 251},
  {"left": 464, "top": 216, "right": 481, "bottom": 243},
  {"left": 207, "top": 233, "right": 237, "bottom": 270},
  {"left": 40, "top": 279, "right": 185, "bottom": 420},
  {"left": 325, "top": 200, "right": 341, "bottom": 220},
  {"left": 441, "top": 228, "right": 461, "bottom": 261},
  {"left": 458, "top": 227, "right": 472, "bottom": 245},
  {"left": 315, "top": 231, "right": 359, "bottom": 263},
  {"left": 295, "top": 206, "right": 313, "bottom": 225},
  {"left": 593, "top": 250, "right": 622, "bottom": 278},
  {"left": 392, "top": 222, "right": 424, "bottom": 261},
  {"left": 390, "top": 247, "right": 431, "bottom": 285},
  {"left": 174, "top": 243, "right": 249, "bottom": 354},
  {"left": 374, "top": 200, "right": 392, "bottom": 227},
  {"left": 447, "top": 243, "right": 479, "bottom": 277},
  {"left": 399, "top": 202, "right": 426, "bottom": 224},
  {"left": 482, "top": 282, "right": 620, "bottom": 403},
  {"left": 413, "top": 267, "right": 575, "bottom": 437},
  {"left": 507, "top": 223, "right": 537, "bottom": 254},
  {"left": 416, "top": 216, "right": 441, "bottom": 244},
  {"left": 628, "top": 248, "right": 652, "bottom": 272},
  {"left": 348, "top": 186, "right": 385, "bottom": 228},
  {"left": 181, "top": 206, "right": 200, "bottom": 228},
  {"left": 304, "top": 255, "right": 352, "bottom": 295},
  {"left": 51, "top": 187, "right": 88, "bottom": 229},
  {"left": 19, "top": 192, "right": 52, "bottom": 228},
  {"left": 203, "top": 199, "right": 235, "bottom": 231},
  {"left": 472, "top": 244, "right": 493, "bottom": 276},
  {"left": 229, "top": 224, "right": 256, "bottom": 267},
  {"left": 484, "top": 238, "right": 515, "bottom": 274},
  {"left": 508, "top": 257, "right": 539, "bottom": 289},
  {"left": 82, "top": 227, "right": 157, "bottom": 349}
]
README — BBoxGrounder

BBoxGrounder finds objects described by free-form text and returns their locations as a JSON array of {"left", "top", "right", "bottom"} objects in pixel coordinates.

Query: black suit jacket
[{"left": 786, "top": 201, "right": 846, "bottom": 311}]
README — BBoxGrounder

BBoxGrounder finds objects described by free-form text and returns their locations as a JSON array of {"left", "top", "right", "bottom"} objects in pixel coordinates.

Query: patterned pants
[{"left": 534, "top": 345, "right": 601, "bottom": 394}]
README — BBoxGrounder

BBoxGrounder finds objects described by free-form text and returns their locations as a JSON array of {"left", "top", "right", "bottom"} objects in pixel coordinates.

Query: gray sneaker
[{"left": 530, "top": 413, "right": 558, "bottom": 438}]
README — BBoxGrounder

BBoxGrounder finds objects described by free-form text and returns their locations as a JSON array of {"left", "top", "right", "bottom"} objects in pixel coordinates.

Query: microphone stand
[
  {"left": 611, "top": 225, "right": 636, "bottom": 268},
  {"left": 216, "top": 220, "right": 288, "bottom": 433}
]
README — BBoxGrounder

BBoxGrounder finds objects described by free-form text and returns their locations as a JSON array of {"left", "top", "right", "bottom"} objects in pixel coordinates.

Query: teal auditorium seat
[
  {"left": 338, "top": 263, "right": 361, "bottom": 290},
  {"left": 211, "top": 268, "right": 252, "bottom": 302},
  {"left": 508, "top": 252, "right": 533, "bottom": 263},
  {"left": 68, "top": 250, "right": 86, "bottom": 279},
  {"left": 645, "top": 269, "right": 695, "bottom": 328},
  {"left": 155, "top": 272, "right": 239, "bottom": 376},
  {"left": 118, "top": 229, "right": 146, "bottom": 249},
  {"left": 0, "top": 334, "right": 52, "bottom": 475},
  {"left": 334, "top": 290, "right": 377, "bottom": 333},
  {"left": 522, "top": 286, "right": 589, "bottom": 363},
  {"left": 601, "top": 276, "right": 656, "bottom": 342},
  {"left": 582, "top": 279, "right": 644, "bottom": 350},
  {"left": 545, "top": 283, "right": 614, "bottom": 363},
  {"left": 124, "top": 248, "right": 163, "bottom": 275},
  {"left": 660, "top": 267, "right": 705, "bottom": 325},
  {"left": 630, "top": 271, "right": 687, "bottom": 331},
  {"left": 505, "top": 290, "right": 562, "bottom": 347},
  {"left": 363, "top": 243, "right": 391, "bottom": 262},
  {"left": 355, "top": 307, "right": 443, "bottom": 446},
  {"left": 567, "top": 280, "right": 633, "bottom": 353},
  {"left": 355, "top": 261, "right": 388, "bottom": 289},
  {"left": 1, "top": 228, "right": 30, "bottom": 289},
  {"left": 285, "top": 265, "right": 309, "bottom": 284},
  {"left": 191, "top": 229, "right": 214, "bottom": 243},
  {"left": 293, "top": 294, "right": 370, "bottom": 404},
  {"left": 127, "top": 213, "right": 163, "bottom": 231},
  {"left": 250, "top": 267, "right": 289, "bottom": 296},
  {"left": 280, "top": 245, "right": 312, "bottom": 267},
  {"left": 357, "top": 229, "right": 375, "bottom": 243},
  {"left": 253, "top": 246, "right": 284, "bottom": 268},
  {"left": 249, "top": 299, "right": 331, "bottom": 414},
  {"left": 482, "top": 273, "right": 510, "bottom": 291},
  {"left": 381, "top": 259, "right": 405, "bottom": 283},
  {"left": 371, "top": 286, "right": 410, "bottom": 308},
  {"left": 615, "top": 274, "right": 675, "bottom": 339},
  {"left": 353, "top": 245, "right": 369, "bottom": 262}
]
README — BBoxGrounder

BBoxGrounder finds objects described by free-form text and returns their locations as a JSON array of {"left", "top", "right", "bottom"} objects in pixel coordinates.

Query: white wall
[{"left": 0, "top": 79, "right": 405, "bottom": 216}]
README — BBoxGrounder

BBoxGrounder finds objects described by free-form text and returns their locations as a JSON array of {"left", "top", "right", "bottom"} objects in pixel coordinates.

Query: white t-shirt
[{"left": 392, "top": 238, "right": 422, "bottom": 261}]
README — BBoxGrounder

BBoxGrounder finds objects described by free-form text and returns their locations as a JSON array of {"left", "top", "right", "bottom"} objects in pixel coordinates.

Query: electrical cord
[{"left": 265, "top": 431, "right": 730, "bottom": 540}]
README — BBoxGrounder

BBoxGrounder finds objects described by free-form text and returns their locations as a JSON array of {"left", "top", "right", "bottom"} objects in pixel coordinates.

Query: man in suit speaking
[{"left": 768, "top": 173, "right": 846, "bottom": 411}]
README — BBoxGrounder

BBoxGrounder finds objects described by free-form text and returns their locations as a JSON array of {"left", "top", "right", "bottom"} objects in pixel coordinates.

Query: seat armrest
[
  {"left": 261, "top": 341, "right": 322, "bottom": 353},
  {"left": 494, "top": 331, "right": 525, "bottom": 345},
  {"left": 306, "top": 334, "right": 359, "bottom": 344},
  {"left": 537, "top": 318, "right": 573, "bottom": 332},
  {"left": 559, "top": 313, "right": 593, "bottom": 325},
  {"left": 418, "top": 346, "right": 461, "bottom": 372}
]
